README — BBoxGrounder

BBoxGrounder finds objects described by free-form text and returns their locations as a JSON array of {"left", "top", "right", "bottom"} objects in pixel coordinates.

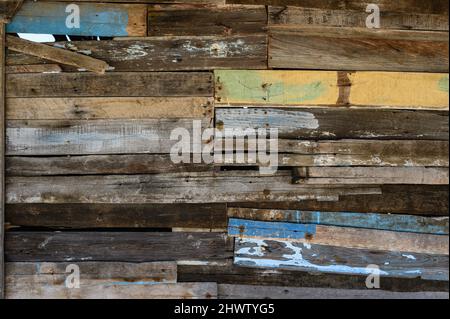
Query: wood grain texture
[
  {"left": 5, "top": 64, "right": 61, "bottom": 74},
  {"left": 6, "top": 1, "right": 147, "bottom": 37},
  {"left": 6, "top": 72, "right": 214, "bottom": 97},
  {"left": 6, "top": 232, "right": 233, "bottom": 262},
  {"left": 0, "top": 22, "right": 5, "bottom": 300},
  {"left": 234, "top": 238, "right": 449, "bottom": 280},
  {"left": 216, "top": 108, "right": 449, "bottom": 140},
  {"left": 268, "top": 6, "right": 449, "bottom": 31},
  {"left": 5, "top": 203, "right": 227, "bottom": 229},
  {"left": 6, "top": 97, "right": 213, "bottom": 120},
  {"left": 269, "top": 26, "right": 449, "bottom": 72},
  {"left": 215, "top": 70, "right": 449, "bottom": 108},
  {"left": 0, "top": 0, "right": 23, "bottom": 23},
  {"left": 148, "top": 4, "right": 267, "bottom": 36},
  {"left": 5, "top": 172, "right": 381, "bottom": 204}
]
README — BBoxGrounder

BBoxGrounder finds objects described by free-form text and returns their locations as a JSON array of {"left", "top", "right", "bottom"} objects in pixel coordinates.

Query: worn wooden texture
[
  {"left": 6, "top": 203, "right": 227, "bottom": 229},
  {"left": 215, "top": 70, "right": 449, "bottom": 108},
  {"left": 0, "top": 0, "right": 23, "bottom": 23},
  {"left": 6, "top": 72, "right": 214, "bottom": 97},
  {"left": 7, "top": 97, "right": 213, "bottom": 120},
  {"left": 228, "top": 208, "right": 450, "bottom": 235},
  {"left": 268, "top": 6, "right": 449, "bottom": 31},
  {"left": 6, "top": 36, "right": 110, "bottom": 74},
  {"left": 148, "top": 4, "right": 267, "bottom": 36},
  {"left": 269, "top": 26, "right": 449, "bottom": 72},
  {"left": 234, "top": 238, "right": 449, "bottom": 280},
  {"left": 6, "top": 64, "right": 61, "bottom": 74},
  {"left": 6, "top": 1, "right": 147, "bottom": 37},
  {"left": 218, "top": 284, "right": 449, "bottom": 299},
  {"left": 229, "top": 219, "right": 449, "bottom": 254},
  {"left": 0, "top": 22, "right": 5, "bottom": 300},
  {"left": 6, "top": 118, "right": 211, "bottom": 155},
  {"left": 215, "top": 108, "right": 449, "bottom": 140},
  {"left": 6, "top": 172, "right": 381, "bottom": 204},
  {"left": 230, "top": 185, "right": 449, "bottom": 216},
  {"left": 6, "top": 232, "right": 233, "bottom": 262}
]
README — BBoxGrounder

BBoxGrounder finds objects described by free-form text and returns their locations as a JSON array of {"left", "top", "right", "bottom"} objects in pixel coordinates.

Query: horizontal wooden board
[
  {"left": 148, "top": 4, "right": 267, "bottom": 36},
  {"left": 215, "top": 108, "right": 448, "bottom": 140},
  {"left": 268, "top": 6, "right": 449, "bottom": 31},
  {"left": 6, "top": 172, "right": 381, "bottom": 204},
  {"left": 6, "top": 97, "right": 213, "bottom": 120},
  {"left": 229, "top": 219, "right": 449, "bottom": 254},
  {"left": 215, "top": 70, "right": 449, "bottom": 108},
  {"left": 6, "top": 72, "right": 214, "bottom": 97},
  {"left": 6, "top": 1, "right": 147, "bottom": 37},
  {"left": 6, "top": 203, "right": 227, "bottom": 229},
  {"left": 6, "top": 118, "right": 211, "bottom": 155},
  {"left": 6, "top": 232, "right": 233, "bottom": 262},
  {"left": 269, "top": 26, "right": 449, "bottom": 72},
  {"left": 5, "top": 64, "right": 61, "bottom": 74},
  {"left": 228, "top": 208, "right": 450, "bottom": 235},
  {"left": 234, "top": 238, "right": 449, "bottom": 280}
]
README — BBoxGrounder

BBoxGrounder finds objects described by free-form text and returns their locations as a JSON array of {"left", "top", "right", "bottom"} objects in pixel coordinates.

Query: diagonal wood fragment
[{"left": 0, "top": 0, "right": 23, "bottom": 24}]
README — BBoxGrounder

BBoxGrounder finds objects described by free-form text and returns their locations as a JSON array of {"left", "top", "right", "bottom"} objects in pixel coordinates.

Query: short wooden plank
[
  {"left": 218, "top": 284, "right": 449, "bottom": 299},
  {"left": 6, "top": 232, "right": 233, "bottom": 262},
  {"left": 0, "top": 22, "right": 5, "bottom": 300},
  {"left": 6, "top": 1, "right": 147, "bottom": 37},
  {"left": 148, "top": 4, "right": 267, "bottom": 36},
  {"left": 6, "top": 203, "right": 228, "bottom": 229},
  {"left": 268, "top": 6, "right": 449, "bottom": 31},
  {"left": 6, "top": 35, "right": 110, "bottom": 74},
  {"left": 229, "top": 219, "right": 449, "bottom": 254},
  {"left": 215, "top": 108, "right": 448, "bottom": 140},
  {"left": 5, "top": 172, "right": 382, "bottom": 204},
  {"left": 6, "top": 97, "right": 213, "bottom": 120},
  {"left": 234, "top": 238, "right": 449, "bottom": 280},
  {"left": 215, "top": 70, "right": 449, "bottom": 108},
  {"left": 7, "top": 72, "right": 214, "bottom": 97},
  {"left": 6, "top": 64, "right": 61, "bottom": 74},
  {"left": 269, "top": 26, "right": 448, "bottom": 72},
  {"left": 228, "top": 208, "right": 450, "bottom": 235},
  {"left": 6, "top": 118, "right": 211, "bottom": 155}
]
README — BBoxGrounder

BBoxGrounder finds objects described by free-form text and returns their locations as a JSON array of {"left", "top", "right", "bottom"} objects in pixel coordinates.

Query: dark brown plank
[
  {"left": 0, "top": 22, "right": 5, "bottom": 300},
  {"left": 0, "top": 0, "right": 23, "bottom": 23}
]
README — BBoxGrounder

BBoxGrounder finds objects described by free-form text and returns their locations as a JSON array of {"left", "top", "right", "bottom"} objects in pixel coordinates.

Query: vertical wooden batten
[{"left": 0, "top": 22, "right": 5, "bottom": 300}]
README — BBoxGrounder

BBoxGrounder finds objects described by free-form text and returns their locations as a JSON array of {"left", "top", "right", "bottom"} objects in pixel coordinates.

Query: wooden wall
[{"left": 0, "top": 0, "right": 449, "bottom": 299}]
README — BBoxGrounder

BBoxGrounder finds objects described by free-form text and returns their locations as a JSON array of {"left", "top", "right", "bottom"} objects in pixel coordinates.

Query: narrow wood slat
[
  {"left": 6, "top": 64, "right": 61, "bottom": 74},
  {"left": 0, "top": 22, "right": 5, "bottom": 300}
]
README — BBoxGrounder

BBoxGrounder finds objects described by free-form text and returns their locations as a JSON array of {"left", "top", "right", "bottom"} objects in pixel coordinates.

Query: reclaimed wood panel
[
  {"left": 215, "top": 70, "right": 449, "bottom": 108},
  {"left": 228, "top": 208, "right": 450, "bottom": 235},
  {"left": 6, "top": 64, "right": 61, "bottom": 74},
  {"left": 5, "top": 203, "right": 228, "bottom": 229},
  {"left": 6, "top": 97, "right": 213, "bottom": 120},
  {"left": 215, "top": 108, "right": 449, "bottom": 140},
  {"left": 6, "top": 72, "right": 214, "bottom": 97},
  {"left": 5, "top": 172, "right": 381, "bottom": 204},
  {"left": 0, "top": 22, "right": 5, "bottom": 300},
  {"left": 269, "top": 26, "right": 449, "bottom": 72},
  {"left": 6, "top": 1, "right": 147, "bottom": 37},
  {"left": 234, "top": 238, "right": 449, "bottom": 280},
  {"left": 268, "top": 6, "right": 449, "bottom": 31},
  {"left": 6, "top": 232, "right": 233, "bottom": 262},
  {"left": 229, "top": 219, "right": 449, "bottom": 254},
  {"left": 148, "top": 4, "right": 267, "bottom": 36}
]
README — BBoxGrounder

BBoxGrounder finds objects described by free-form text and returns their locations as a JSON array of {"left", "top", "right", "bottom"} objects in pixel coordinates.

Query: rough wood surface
[
  {"left": 5, "top": 64, "right": 61, "bottom": 74},
  {"left": 6, "top": 232, "right": 233, "bottom": 262},
  {"left": 0, "top": 22, "right": 5, "bottom": 300},
  {"left": 6, "top": 72, "right": 214, "bottom": 97},
  {"left": 269, "top": 26, "right": 449, "bottom": 72},
  {"left": 0, "top": 1, "right": 23, "bottom": 23}
]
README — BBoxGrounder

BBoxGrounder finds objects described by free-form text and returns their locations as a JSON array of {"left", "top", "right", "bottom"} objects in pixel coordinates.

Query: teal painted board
[{"left": 6, "top": 1, "right": 146, "bottom": 37}]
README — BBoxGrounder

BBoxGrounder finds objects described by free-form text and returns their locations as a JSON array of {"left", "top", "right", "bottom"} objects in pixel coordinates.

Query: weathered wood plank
[
  {"left": 216, "top": 108, "right": 449, "bottom": 140},
  {"left": 0, "top": 22, "right": 5, "bottom": 300},
  {"left": 6, "top": 1, "right": 147, "bottom": 37},
  {"left": 234, "top": 238, "right": 449, "bottom": 280},
  {"left": 269, "top": 26, "right": 449, "bottom": 72},
  {"left": 6, "top": 97, "right": 213, "bottom": 120},
  {"left": 218, "top": 284, "right": 449, "bottom": 299},
  {"left": 6, "top": 118, "right": 211, "bottom": 155},
  {"left": 215, "top": 70, "right": 449, "bottom": 108},
  {"left": 6, "top": 72, "right": 214, "bottom": 97},
  {"left": 148, "top": 4, "right": 267, "bottom": 36},
  {"left": 6, "top": 64, "right": 61, "bottom": 74},
  {"left": 6, "top": 172, "right": 381, "bottom": 204},
  {"left": 6, "top": 35, "right": 110, "bottom": 74},
  {"left": 268, "top": 6, "right": 449, "bottom": 31},
  {"left": 0, "top": 0, "right": 23, "bottom": 24},
  {"left": 229, "top": 219, "right": 449, "bottom": 254},
  {"left": 6, "top": 232, "right": 233, "bottom": 262},
  {"left": 6, "top": 203, "right": 228, "bottom": 229},
  {"left": 228, "top": 208, "right": 449, "bottom": 235}
]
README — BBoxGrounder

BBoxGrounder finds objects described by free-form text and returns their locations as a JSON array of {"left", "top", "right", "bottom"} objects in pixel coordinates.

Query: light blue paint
[{"left": 6, "top": 2, "right": 131, "bottom": 37}]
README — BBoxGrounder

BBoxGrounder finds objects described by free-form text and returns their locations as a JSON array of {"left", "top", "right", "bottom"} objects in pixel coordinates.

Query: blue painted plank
[{"left": 6, "top": 1, "right": 146, "bottom": 37}]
